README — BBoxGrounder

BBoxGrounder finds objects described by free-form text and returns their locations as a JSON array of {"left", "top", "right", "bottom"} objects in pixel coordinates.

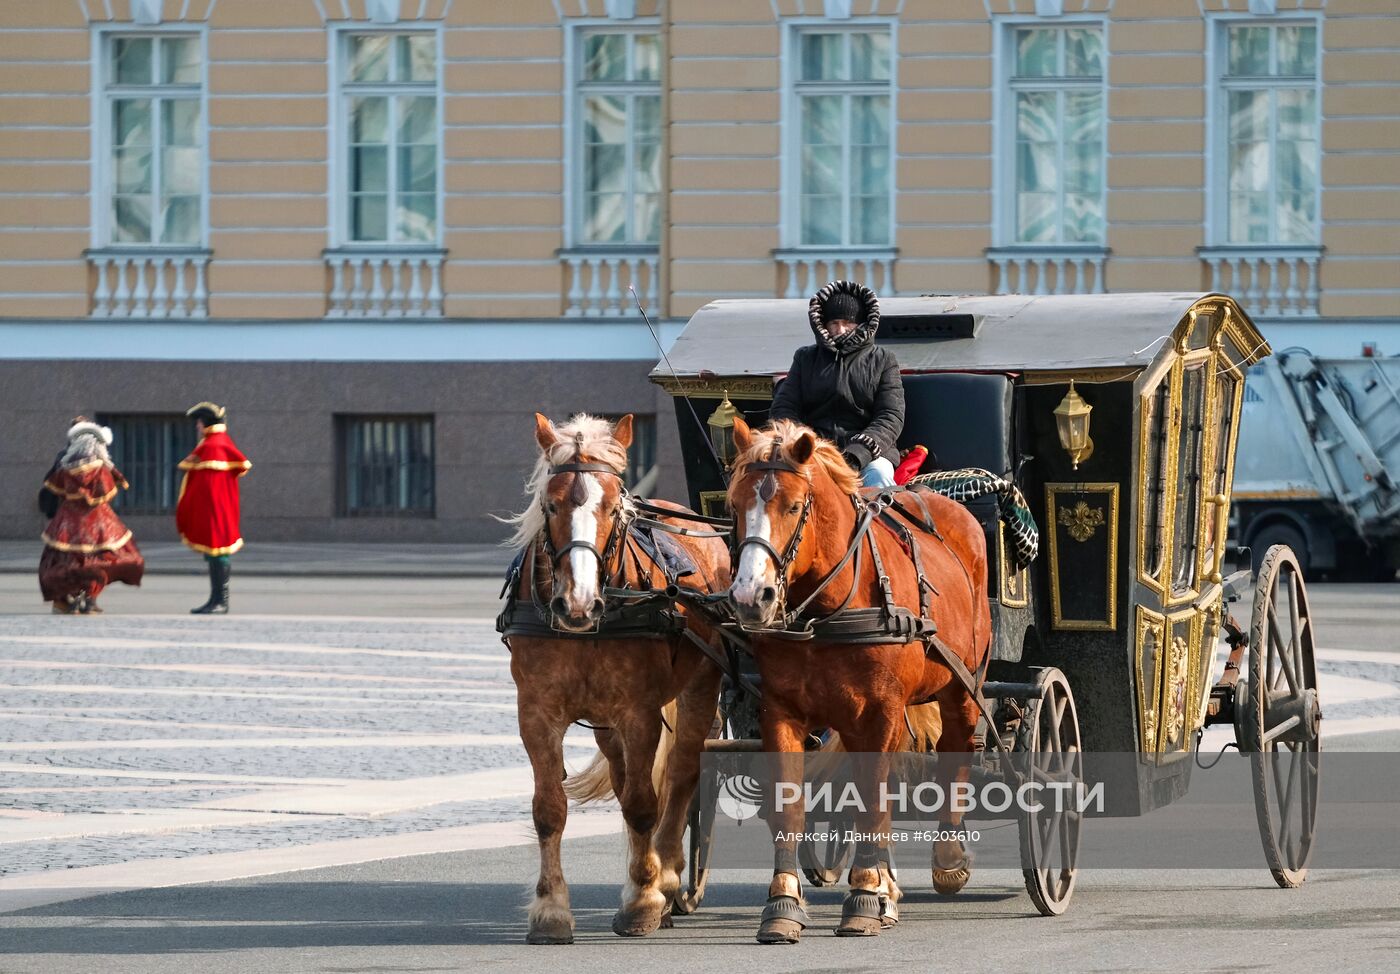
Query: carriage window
[
  {"left": 1202, "top": 369, "right": 1239, "bottom": 568},
  {"left": 1142, "top": 383, "right": 1171, "bottom": 582},
  {"left": 96, "top": 413, "right": 188, "bottom": 514},
  {"left": 338, "top": 415, "right": 435, "bottom": 516},
  {"left": 791, "top": 27, "right": 893, "bottom": 246},
  {"left": 1172, "top": 365, "right": 1207, "bottom": 595}
]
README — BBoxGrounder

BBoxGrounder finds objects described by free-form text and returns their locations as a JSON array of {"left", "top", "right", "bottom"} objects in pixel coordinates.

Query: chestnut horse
[
  {"left": 726, "top": 418, "right": 991, "bottom": 943},
  {"left": 503, "top": 413, "right": 730, "bottom": 944}
]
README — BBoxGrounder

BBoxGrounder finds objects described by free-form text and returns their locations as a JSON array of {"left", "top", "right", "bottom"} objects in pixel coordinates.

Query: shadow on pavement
[{"left": 0, "top": 880, "right": 1024, "bottom": 953}]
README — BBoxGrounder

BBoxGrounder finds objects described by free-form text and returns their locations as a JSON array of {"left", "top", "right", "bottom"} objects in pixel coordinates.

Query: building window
[
  {"left": 338, "top": 415, "right": 435, "bottom": 516},
  {"left": 338, "top": 32, "right": 439, "bottom": 245},
  {"left": 574, "top": 29, "right": 661, "bottom": 245},
  {"left": 100, "top": 34, "right": 204, "bottom": 246},
  {"left": 96, "top": 414, "right": 189, "bottom": 515},
  {"left": 790, "top": 27, "right": 893, "bottom": 247},
  {"left": 599, "top": 413, "right": 657, "bottom": 492},
  {"left": 1215, "top": 22, "right": 1319, "bottom": 244},
  {"left": 1003, "top": 24, "right": 1105, "bottom": 245}
]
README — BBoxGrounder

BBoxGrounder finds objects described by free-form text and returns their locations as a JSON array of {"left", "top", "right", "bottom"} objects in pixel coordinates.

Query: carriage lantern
[
  {"left": 1054, "top": 381, "right": 1094, "bottom": 470},
  {"left": 707, "top": 391, "right": 741, "bottom": 468}
]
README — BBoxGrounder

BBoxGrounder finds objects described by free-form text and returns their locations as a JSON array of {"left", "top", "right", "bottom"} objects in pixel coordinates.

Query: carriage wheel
[
  {"left": 1240, "top": 544, "right": 1321, "bottom": 889},
  {"left": 800, "top": 822, "right": 852, "bottom": 887},
  {"left": 1017, "top": 667, "right": 1082, "bottom": 917},
  {"left": 674, "top": 768, "right": 716, "bottom": 914}
]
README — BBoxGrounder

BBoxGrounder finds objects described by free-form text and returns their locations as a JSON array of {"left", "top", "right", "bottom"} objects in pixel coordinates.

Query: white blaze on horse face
[
  {"left": 732, "top": 482, "right": 776, "bottom": 606},
  {"left": 566, "top": 474, "right": 605, "bottom": 605}
]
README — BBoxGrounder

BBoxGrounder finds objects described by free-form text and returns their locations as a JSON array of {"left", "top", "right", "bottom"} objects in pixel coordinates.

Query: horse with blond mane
[
  {"left": 500, "top": 412, "right": 731, "bottom": 944},
  {"left": 725, "top": 417, "right": 992, "bottom": 943}
]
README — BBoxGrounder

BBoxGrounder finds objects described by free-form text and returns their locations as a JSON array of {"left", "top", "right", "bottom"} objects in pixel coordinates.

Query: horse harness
[
  {"left": 496, "top": 461, "right": 730, "bottom": 642},
  {"left": 724, "top": 446, "right": 998, "bottom": 705}
]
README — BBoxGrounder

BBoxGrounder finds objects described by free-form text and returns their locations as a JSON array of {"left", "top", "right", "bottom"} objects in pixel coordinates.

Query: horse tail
[
  {"left": 563, "top": 699, "right": 679, "bottom": 804},
  {"left": 813, "top": 702, "right": 941, "bottom": 754}
]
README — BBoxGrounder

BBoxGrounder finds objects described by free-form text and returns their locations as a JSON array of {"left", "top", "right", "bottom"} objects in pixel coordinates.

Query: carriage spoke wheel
[
  {"left": 1017, "top": 667, "right": 1082, "bottom": 917},
  {"left": 1241, "top": 544, "right": 1321, "bottom": 889},
  {"left": 800, "top": 822, "right": 851, "bottom": 887}
]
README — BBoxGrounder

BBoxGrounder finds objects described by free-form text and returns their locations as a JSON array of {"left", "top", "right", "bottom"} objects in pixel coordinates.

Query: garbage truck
[{"left": 1233, "top": 349, "right": 1400, "bottom": 580}]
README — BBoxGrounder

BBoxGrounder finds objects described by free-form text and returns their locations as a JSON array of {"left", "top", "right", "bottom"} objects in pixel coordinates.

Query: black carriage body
[{"left": 655, "top": 293, "right": 1271, "bottom": 816}]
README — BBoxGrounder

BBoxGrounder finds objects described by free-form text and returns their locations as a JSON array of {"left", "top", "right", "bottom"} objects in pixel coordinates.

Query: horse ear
[
  {"left": 790, "top": 431, "right": 816, "bottom": 466},
  {"left": 534, "top": 413, "right": 558, "bottom": 452},
  {"left": 732, "top": 415, "right": 754, "bottom": 452},
  {"left": 613, "top": 413, "right": 634, "bottom": 450}
]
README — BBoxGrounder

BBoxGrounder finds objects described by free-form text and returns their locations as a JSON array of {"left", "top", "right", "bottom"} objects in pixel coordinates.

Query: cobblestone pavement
[
  {"left": 0, "top": 612, "right": 611, "bottom": 879},
  {"left": 0, "top": 582, "right": 1396, "bottom": 903}
]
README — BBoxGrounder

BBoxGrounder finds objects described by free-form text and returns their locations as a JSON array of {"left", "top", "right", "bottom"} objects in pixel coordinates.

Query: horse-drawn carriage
[
  {"left": 650, "top": 291, "right": 1322, "bottom": 917},
  {"left": 502, "top": 290, "right": 1321, "bottom": 944}
]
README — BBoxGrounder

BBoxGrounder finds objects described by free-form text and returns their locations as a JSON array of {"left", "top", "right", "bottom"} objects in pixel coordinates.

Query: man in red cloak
[
  {"left": 177, "top": 402, "right": 251, "bottom": 614},
  {"left": 39, "top": 420, "right": 145, "bottom": 613}
]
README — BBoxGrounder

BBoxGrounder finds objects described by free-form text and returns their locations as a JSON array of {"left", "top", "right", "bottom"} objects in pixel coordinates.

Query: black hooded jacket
[{"left": 769, "top": 282, "right": 905, "bottom": 469}]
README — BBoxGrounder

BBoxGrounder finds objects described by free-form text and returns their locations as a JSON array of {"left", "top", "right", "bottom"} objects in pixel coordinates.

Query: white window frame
[
  {"left": 1205, "top": 13, "right": 1324, "bottom": 246},
  {"left": 90, "top": 25, "right": 209, "bottom": 249},
  {"left": 992, "top": 15, "right": 1107, "bottom": 248},
  {"left": 564, "top": 20, "right": 663, "bottom": 250},
  {"left": 780, "top": 18, "right": 898, "bottom": 250},
  {"left": 328, "top": 24, "right": 444, "bottom": 249}
]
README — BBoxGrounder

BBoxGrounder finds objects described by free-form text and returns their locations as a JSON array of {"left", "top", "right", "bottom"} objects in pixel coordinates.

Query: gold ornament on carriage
[{"left": 1058, "top": 501, "right": 1105, "bottom": 542}]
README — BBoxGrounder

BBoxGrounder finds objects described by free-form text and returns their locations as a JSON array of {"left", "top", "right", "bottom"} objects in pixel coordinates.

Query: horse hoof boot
[
  {"left": 880, "top": 894, "right": 900, "bottom": 928},
  {"left": 612, "top": 907, "right": 664, "bottom": 938},
  {"left": 756, "top": 895, "right": 809, "bottom": 945},
  {"left": 932, "top": 856, "right": 972, "bottom": 896},
  {"left": 835, "top": 889, "right": 884, "bottom": 937},
  {"left": 525, "top": 918, "right": 574, "bottom": 945}
]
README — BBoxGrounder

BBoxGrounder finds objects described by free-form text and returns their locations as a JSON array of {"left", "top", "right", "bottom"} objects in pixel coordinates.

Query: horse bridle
[
  {"left": 733, "top": 446, "right": 814, "bottom": 617},
  {"left": 538, "top": 462, "right": 629, "bottom": 577}
]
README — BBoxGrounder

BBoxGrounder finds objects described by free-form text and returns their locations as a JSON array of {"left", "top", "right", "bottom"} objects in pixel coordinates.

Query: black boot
[{"left": 191, "top": 560, "right": 229, "bottom": 614}]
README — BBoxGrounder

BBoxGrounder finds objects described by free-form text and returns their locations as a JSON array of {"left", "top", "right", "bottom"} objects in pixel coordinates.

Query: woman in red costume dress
[
  {"left": 38, "top": 420, "right": 145, "bottom": 614},
  {"left": 177, "top": 402, "right": 251, "bottom": 614}
]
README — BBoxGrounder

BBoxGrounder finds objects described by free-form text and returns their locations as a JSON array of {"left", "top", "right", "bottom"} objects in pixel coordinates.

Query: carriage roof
[{"left": 652, "top": 292, "right": 1268, "bottom": 380}]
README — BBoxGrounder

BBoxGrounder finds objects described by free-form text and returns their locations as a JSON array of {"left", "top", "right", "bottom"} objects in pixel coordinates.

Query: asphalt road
[{"left": 0, "top": 576, "right": 1396, "bottom": 972}]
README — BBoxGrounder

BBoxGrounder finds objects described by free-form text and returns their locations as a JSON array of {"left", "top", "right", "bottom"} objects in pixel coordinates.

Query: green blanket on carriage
[{"left": 908, "top": 468, "right": 1039, "bottom": 570}]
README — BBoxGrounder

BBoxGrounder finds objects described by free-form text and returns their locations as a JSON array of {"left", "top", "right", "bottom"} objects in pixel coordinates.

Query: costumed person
[
  {"left": 176, "top": 402, "right": 251, "bottom": 614},
  {"left": 38, "top": 419, "right": 145, "bottom": 614},
  {"left": 769, "top": 280, "right": 906, "bottom": 488}
]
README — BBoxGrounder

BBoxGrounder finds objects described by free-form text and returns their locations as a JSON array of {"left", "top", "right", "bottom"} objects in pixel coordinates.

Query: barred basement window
[
  {"left": 600, "top": 413, "right": 657, "bottom": 493},
  {"left": 338, "top": 415, "right": 434, "bottom": 516},
  {"left": 96, "top": 413, "right": 190, "bottom": 515}
]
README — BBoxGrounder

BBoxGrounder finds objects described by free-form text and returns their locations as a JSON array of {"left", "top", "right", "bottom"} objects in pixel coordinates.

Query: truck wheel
[{"left": 1250, "top": 524, "right": 1309, "bottom": 580}]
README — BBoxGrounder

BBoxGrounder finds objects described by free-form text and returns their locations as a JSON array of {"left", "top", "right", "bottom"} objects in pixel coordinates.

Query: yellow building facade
[{"left": 0, "top": 0, "right": 1396, "bottom": 541}]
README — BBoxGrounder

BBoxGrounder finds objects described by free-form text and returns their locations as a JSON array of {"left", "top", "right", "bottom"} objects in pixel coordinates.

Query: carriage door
[{"left": 1134, "top": 310, "right": 1235, "bottom": 762}]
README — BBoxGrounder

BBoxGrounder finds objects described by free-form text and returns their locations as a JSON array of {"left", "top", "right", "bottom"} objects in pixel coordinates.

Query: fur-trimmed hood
[{"left": 808, "top": 280, "right": 881, "bottom": 356}]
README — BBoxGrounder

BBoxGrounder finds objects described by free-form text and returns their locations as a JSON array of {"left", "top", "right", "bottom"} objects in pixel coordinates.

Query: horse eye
[
  {"left": 545, "top": 502, "right": 557, "bottom": 515},
  {"left": 788, "top": 502, "right": 802, "bottom": 515}
]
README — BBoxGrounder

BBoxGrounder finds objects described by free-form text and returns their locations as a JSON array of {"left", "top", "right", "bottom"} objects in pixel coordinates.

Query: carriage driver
[{"left": 770, "top": 280, "right": 906, "bottom": 488}]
